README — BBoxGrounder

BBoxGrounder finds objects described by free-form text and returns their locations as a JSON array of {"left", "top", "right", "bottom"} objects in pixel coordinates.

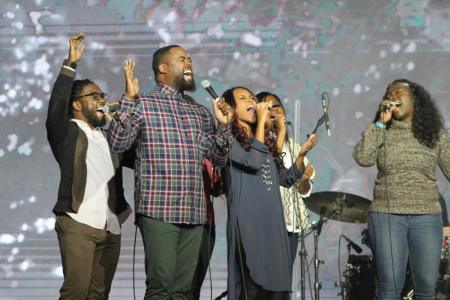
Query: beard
[
  {"left": 175, "top": 75, "right": 196, "bottom": 92},
  {"left": 84, "top": 107, "right": 106, "bottom": 128}
]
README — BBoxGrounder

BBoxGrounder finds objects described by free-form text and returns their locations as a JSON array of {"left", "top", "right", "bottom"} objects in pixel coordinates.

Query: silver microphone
[
  {"left": 97, "top": 102, "right": 120, "bottom": 113},
  {"left": 201, "top": 80, "right": 220, "bottom": 102},
  {"left": 322, "top": 92, "right": 331, "bottom": 136}
]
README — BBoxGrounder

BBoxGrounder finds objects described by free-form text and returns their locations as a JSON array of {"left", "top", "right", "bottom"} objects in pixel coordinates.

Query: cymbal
[{"left": 303, "top": 191, "right": 371, "bottom": 224}]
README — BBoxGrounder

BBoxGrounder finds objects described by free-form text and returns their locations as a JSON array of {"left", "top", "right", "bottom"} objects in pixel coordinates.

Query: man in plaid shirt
[{"left": 108, "top": 45, "right": 232, "bottom": 299}]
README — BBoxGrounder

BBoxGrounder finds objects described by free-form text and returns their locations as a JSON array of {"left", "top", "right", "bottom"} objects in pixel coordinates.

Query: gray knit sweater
[{"left": 353, "top": 120, "right": 450, "bottom": 214}]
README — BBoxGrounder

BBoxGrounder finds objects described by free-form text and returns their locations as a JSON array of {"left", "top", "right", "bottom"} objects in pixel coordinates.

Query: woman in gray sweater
[{"left": 353, "top": 79, "right": 450, "bottom": 300}]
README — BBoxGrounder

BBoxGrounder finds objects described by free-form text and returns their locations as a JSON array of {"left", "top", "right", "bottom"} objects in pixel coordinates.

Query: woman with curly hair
[
  {"left": 220, "top": 87, "right": 316, "bottom": 300},
  {"left": 353, "top": 79, "right": 450, "bottom": 300},
  {"left": 256, "top": 92, "right": 316, "bottom": 273}
]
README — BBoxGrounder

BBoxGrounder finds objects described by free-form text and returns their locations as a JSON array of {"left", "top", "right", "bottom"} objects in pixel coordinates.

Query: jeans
[{"left": 368, "top": 212, "right": 442, "bottom": 300}]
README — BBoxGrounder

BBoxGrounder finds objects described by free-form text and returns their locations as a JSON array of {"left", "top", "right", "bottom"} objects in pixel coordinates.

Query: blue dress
[{"left": 224, "top": 138, "right": 304, "bottom": 299}]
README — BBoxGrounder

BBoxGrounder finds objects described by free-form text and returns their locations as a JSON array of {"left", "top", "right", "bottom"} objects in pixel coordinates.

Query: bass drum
[{"left": 345, "top": 255, "right": 377, "bottom": 300}]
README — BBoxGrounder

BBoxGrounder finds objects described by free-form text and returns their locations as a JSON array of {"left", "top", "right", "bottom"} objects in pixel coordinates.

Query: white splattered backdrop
[{"left": 1, "top": 0, "right": 450, "bottom": 299}]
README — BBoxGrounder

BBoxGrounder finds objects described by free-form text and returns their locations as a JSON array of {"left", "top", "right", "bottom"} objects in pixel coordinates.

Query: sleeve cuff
[{"left": 60, "top": 65, "right": 76, "bottom": 78}]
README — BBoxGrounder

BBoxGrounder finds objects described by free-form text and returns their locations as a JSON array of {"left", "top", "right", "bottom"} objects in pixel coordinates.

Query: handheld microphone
[
  {"left": 342, "top": 234, "right": 363, "bottom": 254},
  {"left": 321, "top": 92, "right": 331, "bottom": 136},
  {"left": 201, "top": 80, "right": 220, "bottom": 102},
  {"left": 97, "top": 102, "right": 120, "bottom": 113}
]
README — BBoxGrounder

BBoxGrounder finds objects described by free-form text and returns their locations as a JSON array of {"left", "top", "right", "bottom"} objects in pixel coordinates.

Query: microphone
[
  {"left": 342, "top": 234, "right": 363, "bottom": 254},
  {"left": 321, "top": 92, "right": 331, "bottom": 136},
  {"left": 382, "top": 103, "right": 393, "bottom": 111},
  {"left": 97, "top": 102, "right": 120, "bottom": 113},
  {"left": 201, "top": 80, "right": 220, "bottom": 101},
  {"left": 382, "top": 101, "right": 401, "bottom": 111}
]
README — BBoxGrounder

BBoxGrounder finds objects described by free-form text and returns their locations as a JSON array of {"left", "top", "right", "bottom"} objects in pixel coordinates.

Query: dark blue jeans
[{"left": 368, "top": 212, "right": 442, "bottom": 300}]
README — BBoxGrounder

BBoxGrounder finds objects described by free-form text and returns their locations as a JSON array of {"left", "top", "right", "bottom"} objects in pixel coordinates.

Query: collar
[
  {"left": 155, "top": 83, "right": 183, "bottom": 96},
  {"left": 71, "top": 118, "right": 103, "bottom": 133},
  {"left": 390, "top": 119, "right": 412, "bottom": 129}
]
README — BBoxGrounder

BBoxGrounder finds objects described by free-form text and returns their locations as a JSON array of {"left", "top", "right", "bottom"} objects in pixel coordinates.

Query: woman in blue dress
[{"left": 220, "top": 86, "right": 317, "bottom": 300}]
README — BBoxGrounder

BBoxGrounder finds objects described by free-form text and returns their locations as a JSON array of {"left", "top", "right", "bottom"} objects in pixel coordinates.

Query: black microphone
[
  {"left": 382, "top": 103, "right": 393, "bottom": 111},
  {"left": 342, "top": 234, "right": 363, "bottom": 254},
  {"left": 321, "top": 92, "right": 331, "bottom": 136},
  {"left": 97, "top": 102, "right": 120, "bottom": 113},
  {"left": 201, "top": 80, "right": 220, "bottom": 101}
]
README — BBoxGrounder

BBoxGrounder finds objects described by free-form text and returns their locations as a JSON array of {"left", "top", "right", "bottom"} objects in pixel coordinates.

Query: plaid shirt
[{"left": 108, "top": 84, "right": 231, "bottom": 224}]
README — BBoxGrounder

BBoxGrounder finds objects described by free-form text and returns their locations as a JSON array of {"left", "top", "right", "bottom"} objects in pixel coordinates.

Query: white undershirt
[{"left": 67, "top": 119, "right": 121, "bottom": 235}]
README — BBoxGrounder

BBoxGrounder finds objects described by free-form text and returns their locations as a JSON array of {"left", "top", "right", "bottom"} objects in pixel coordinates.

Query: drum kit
[{"left": 302, "top": 191, "right": 450, "bottom": 300}]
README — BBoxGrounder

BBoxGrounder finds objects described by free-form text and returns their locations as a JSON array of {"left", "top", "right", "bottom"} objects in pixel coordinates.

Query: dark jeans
[
  {"left": 137, "top": 215, "right": 203, "bottom": 300},
  {"left": 190, "top": 224, "right": 216, "bottom": 300},
  {"left": 368, "top": 212, "right": 442, "bottom": 300},
  {"left": 55, "top": 214, "right": 121, "bottom": 300}
]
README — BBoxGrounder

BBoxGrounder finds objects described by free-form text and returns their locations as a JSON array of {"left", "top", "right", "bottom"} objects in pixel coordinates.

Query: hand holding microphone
[
  {"left": 378, "top": 98, "right": 400, "bottom": 124},
  {"left": 202, "top": 80, "right": 233, "bottom": 127}
]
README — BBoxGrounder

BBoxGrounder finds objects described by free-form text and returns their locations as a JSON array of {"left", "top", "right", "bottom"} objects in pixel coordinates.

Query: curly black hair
[
  {"left": 222, "top": 87, "right": 285, "bottom": 171},
  {"left": 377, "top": 79, "right": 444, "bottom": 148}
]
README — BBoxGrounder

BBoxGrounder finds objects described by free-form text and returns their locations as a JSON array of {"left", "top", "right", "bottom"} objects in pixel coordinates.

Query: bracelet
[{"left": 375, "top": 121, "right": 386, "bottom": 129}]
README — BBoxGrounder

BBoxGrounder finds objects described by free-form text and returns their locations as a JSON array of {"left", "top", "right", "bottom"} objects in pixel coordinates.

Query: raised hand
[
  {"left": 378, "top": 99, "right": 398, "bottom": 124},
  {"left": 301, "top": 163, "right": 315, "bottom": 181},
  {"left": 294, "top": 134, "right": 317, "bottom": 170},
  {"left": 123, "top": 58, "right": 139, "bottom": 100},
  {"left": 255, "top": 102, "right": 271, "bottom": 125},
  {"left": 212, "top": 98, "right": 233, "bottom": 127},
  {"left": 274, "top": 114, "right": 287, "bottom": 131},
  {"left": 68, "top": 33, "right": 86, "bottom": 65},
  {"left": 299, "top": 133, "right": 317, "bottom": 156}
]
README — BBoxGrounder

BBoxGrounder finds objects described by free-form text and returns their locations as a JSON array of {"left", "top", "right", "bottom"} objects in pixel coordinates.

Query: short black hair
[
  {"left": 69, "top": 79, "right": 94, "bottom": 116},
  {"left": 152, "top": 45, "right": 181, "bottom": 78}
]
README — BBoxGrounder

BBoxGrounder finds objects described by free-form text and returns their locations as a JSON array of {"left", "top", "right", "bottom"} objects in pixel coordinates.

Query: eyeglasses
[{"left": 76, "top": 92, "right": 107, "bottom": 101}]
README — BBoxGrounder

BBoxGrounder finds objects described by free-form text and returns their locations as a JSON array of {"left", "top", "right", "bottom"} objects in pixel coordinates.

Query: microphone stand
[
  {"left": 299, "top": 225, "right": 307, "bottom": 300},
  {"left": 307, "top": 209, "right": 338, "bottom": 300},
  {"left": 295, "top": 110, "right": 329, "bottom": 299},
  {"left": 309, "top": 113, "right": 327, "bottom": 136}
]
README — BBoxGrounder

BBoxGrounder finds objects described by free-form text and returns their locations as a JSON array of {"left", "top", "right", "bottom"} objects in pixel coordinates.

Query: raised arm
[
  {"left": 46, "top": 33, "right": 85, "bottom": 158},
  {"left": 107, "top": 58, "right": 143, "bottom": 153}
]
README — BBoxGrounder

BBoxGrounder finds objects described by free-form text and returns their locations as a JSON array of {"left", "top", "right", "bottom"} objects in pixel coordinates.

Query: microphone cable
[
  {"left": 133, "top": 222, "right": 138, "bottom": 300},
  {"left": 381, "top": 125, "right": 398, "bottom": 296},
  {"left": 213, "top": 120, "right": 249, "bottom": 300}
]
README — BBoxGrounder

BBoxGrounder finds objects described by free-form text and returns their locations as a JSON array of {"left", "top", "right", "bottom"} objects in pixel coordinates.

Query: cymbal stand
[{"left": 310, "top": 209, "right": 338, "bottom": 300}]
